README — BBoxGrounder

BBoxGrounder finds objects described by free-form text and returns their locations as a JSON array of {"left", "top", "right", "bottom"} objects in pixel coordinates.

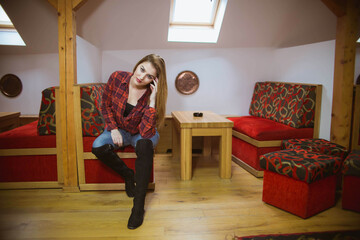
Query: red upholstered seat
[
  {"left": 229, "top": 116, "right": 313, "bottom": 141},
  {"left": 229, "top": 82, "right": 321, "bottom": 176},
  {"left": 0, "top": 121, "right": 58, "bottom": 183},
  {"left": 0, "top": 121, "right": 56, "bottom": 149},
  {"left": 229, "top": 116, "right": 313, "bottom": 172},
  {"left": 342, "top": 150, "right": 360, "bottom": 213}
]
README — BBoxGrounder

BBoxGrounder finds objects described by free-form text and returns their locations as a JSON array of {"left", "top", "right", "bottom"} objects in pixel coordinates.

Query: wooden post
[
  {"left": 322, "top": 0, "right": 359, "bottom": 149},
  {"left": 48, "top": 0, "right": 86, "bottom": 192}
]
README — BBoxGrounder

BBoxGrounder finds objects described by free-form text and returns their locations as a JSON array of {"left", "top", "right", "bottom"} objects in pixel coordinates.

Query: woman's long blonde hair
[{"left": 133, "top": 54, "right": 168, "bottom": 129}]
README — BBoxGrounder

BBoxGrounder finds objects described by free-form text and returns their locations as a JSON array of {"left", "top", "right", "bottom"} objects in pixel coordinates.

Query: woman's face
[{"left": 133, "top": 61, "right": 157, "bottom": 88}]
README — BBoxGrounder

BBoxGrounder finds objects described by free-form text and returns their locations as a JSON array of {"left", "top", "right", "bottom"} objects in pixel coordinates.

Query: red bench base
[
  {"left": 263, "top": 170, "right": 336, "bottom": 218},
  {"left": 342, "top": 175, "right": 360, "bottom": 213}
]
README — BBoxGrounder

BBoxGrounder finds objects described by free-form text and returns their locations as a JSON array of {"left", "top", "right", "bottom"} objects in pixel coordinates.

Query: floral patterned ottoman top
[
  {"left": 342, "top": 150, "right": 360, "bottom": 177},
  {"left": 260, "top": 149, "right": 343, "bottom": 183},
  {"left": 282, "top": 138, "right": 348, "bottom": 160}
]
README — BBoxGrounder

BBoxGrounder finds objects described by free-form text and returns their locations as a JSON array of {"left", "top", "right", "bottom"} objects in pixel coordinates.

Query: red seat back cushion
[
  {"left": 249, "top": 82, "right": 316, "bottom": 128},
  {"left": 228, "top": 116, "right": 313, "bottom": 141}
]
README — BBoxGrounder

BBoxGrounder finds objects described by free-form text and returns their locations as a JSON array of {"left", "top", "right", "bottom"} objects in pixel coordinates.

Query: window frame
[{"left": 167, "top": 0, "right": 228, "bottom": 43}]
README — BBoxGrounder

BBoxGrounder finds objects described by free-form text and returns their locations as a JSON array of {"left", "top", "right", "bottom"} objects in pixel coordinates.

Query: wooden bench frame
[{"left": 231, "top": 82, "right": 323, "bottom": 177}]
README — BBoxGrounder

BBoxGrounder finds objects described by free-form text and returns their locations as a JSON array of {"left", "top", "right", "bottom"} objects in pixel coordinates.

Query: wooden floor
[{"left": 0, "top": 154, "right": 359, "bottom": 240}]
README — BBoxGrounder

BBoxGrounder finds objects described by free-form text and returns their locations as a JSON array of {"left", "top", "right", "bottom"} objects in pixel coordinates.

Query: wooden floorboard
[{"left": 0, "top": 154, "right": 359, "bottom": 239}]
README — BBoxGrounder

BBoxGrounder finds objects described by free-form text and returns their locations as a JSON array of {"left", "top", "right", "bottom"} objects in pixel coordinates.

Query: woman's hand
[
  {"left": 111, "top": 129, "right": 123, "bottom": 146},
  {"left": 149, "top": 78, "right": 158, "bottom": 108}
]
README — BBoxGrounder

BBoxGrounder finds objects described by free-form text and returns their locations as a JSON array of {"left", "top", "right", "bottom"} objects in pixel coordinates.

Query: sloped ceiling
[{"left": 0, "top": 0, "right": 338, "bottom": 54}]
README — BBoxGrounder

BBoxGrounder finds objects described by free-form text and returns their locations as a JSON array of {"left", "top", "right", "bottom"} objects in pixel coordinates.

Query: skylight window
[
  {"left": 0, "top": 5, "right": 25, "bottom": 46},
  {"left": 172, "top": 0, "right": 217, "bottom": 25},
  {"left": 168, "top": 0, "right": 228, "bottom": 43}
]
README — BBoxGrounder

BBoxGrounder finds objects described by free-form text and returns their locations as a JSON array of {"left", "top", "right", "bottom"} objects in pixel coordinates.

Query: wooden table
[
  {"left": 0, "top": 112, "right": 20, "bottom": 133},
  {"left": 171, "top": 111, "right": 234, "bottom": 180}
]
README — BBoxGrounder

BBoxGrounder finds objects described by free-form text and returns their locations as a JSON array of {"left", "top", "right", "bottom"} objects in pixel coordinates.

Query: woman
[{"left": 91, "top": 54, "right": 168, "bottom": 229}]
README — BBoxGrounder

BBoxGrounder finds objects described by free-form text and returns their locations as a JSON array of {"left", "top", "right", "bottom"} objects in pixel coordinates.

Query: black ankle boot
[
  {"left": 92, "top": 144, "right": 135, "bottom": 197},
  {"left": 127, "top": 139, "right": 154, "bottom": 229}
]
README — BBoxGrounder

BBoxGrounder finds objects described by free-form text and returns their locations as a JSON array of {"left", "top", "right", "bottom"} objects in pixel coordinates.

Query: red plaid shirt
[{"left": 101, "top": 71, "right": 157, "bottom": 138}]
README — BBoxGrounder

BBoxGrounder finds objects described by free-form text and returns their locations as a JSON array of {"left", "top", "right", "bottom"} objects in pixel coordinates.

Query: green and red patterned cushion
[
  {"left": 38, "top": 87, "right": 56, "bottom": 135},
  {"left": 249, "top": 82, "right": 317, "bottom": 128},
  {"left": 80, "top": 84, "right": 105, "bottom": 136},
  {"left": 260, "top": 149, "right": 343, "bottom": 183},
  {"left": 282, "top": 138, "right": 348, "bottom": 160},
  {"left": 342, "top": 150, "right": 360, "bottom": 177},
  {"left": 37, "top": 84, "right": 106, "bottom": 136}
]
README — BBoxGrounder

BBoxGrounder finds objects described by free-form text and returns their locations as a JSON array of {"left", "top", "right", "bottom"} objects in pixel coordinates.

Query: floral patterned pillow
[{"left": 37, "top": 84, "right": 106, "bottom": 136}]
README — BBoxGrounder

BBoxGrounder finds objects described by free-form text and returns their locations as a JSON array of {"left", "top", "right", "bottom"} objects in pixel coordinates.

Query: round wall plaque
[
  {"left": 175, "top": 70, "right": 199, "bottom": 95},
  {"left": 0, "top": 74, "right": 23, "bottom": 97}
]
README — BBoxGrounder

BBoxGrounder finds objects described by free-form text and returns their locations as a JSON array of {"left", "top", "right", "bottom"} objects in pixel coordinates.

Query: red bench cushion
[
  {"left": 228, "top": 116, "right": 313, "bottom": 141},
  {"left": 0, "top": 121, "right": 56, "bottom": 149}
]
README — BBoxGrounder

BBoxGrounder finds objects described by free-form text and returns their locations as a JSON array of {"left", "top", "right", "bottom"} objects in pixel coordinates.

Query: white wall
[
  {"left": 0, "top": 36, "right": 102, "bottom": 115},
  {"left": 271, "top": 40, "right": 336, "bottom": 140},
  {"left": 102, "top": 48, "right": 275, "bottom": 116},
  {"left": 77, "top": 35, "right": 102, "bottom": 84},
  {"left": 0, "top": 53, "right": 59, "bottom": 114},
  {"left": 0, "top": 39, "right": 345, "bottom": 141}
]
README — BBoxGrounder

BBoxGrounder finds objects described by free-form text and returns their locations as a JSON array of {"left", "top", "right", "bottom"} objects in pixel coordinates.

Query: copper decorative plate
[
  {"left": 175, "top": 71, "right": 199, "bottom": 95},
  {"left": 0, "top": 74, "right": 23, "bottom": 97}
]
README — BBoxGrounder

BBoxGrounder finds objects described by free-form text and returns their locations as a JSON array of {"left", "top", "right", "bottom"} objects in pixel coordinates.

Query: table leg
[
  {"left": 172, "top": 123, "right": 179, "bottom": 161},
  {"left": 181, "top": 128, "right": 192, "bottom": 180},
  {"left": 219, "top": 127, "right": 232, "bottom": 179},
  {"left": 203, "top": 137, "right": 212, "bottom": 158}
]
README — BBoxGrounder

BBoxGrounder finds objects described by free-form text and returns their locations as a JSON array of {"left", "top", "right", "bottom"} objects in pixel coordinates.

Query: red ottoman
[
  {"left": 342, "top": 150, "right": 360, "bottom": 213},
  {"left": 282, "top": 138, "right": 348, "bottom": 190},
  {"left": 260, "top": 149, "right": 343, "bottom": 218}
]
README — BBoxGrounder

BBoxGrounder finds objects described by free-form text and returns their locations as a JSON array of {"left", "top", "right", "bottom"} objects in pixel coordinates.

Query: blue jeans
[{"left": 92, "top": 128, "right": 160, "bottom": 149}]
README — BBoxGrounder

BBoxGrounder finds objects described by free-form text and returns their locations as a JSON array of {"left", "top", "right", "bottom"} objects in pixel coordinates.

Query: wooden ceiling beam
[
  {"left": 73, "top": 0, "right": 87, "bottom": 11},
  {"left": 47, "top": 0, "right": 58, "bottom": 10},
  {"left": 321, "top": 0, "right": 346, "bottom": 17},
  {"left": 329, "top": 0, "right": 359, "bottom": 149}
]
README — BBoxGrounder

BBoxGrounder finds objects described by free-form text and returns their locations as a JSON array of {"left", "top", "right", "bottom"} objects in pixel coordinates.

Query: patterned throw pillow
[
  {"left": 37, "top": 84, "right": 106, "bottom": 136},
  {"left": 37, "top": 87, "right": 56, "bottom": 135},
  {"left": 80, "top": 84, "right": 105, "bottom": 137},
  {"left": 249, "top": 82, "right": 317, "bottom": 128}
]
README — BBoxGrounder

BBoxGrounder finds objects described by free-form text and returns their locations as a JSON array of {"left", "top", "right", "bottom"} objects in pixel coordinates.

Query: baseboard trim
[{"left": 232, "top": 155, "right": 264, "bottom": 178}]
